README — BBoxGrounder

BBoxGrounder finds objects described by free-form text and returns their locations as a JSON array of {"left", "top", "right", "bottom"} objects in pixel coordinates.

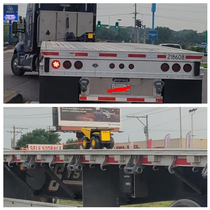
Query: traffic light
[
  {"left": 115, "top": 22, "right": 119, "bottom": 29},
  {"left": 97, "top": 21, "right": 101, "bottom": 28},
  {"left": 136, "top": 19, "right": 141, "bottom": 28}
]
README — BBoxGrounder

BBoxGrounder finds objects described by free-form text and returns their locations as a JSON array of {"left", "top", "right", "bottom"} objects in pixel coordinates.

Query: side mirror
[{"left": 12, "top": 22, "right": 18, "bottom": 33}]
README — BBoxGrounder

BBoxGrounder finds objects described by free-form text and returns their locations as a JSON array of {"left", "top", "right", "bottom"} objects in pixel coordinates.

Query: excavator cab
[{"left": 81, "top": 128, "right": 114, "bottom": 149}]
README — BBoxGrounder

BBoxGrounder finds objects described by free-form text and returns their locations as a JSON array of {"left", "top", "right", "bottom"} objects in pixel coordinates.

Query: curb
[{"left": 4, "top": 90, "right": 23, "bottom": 103}]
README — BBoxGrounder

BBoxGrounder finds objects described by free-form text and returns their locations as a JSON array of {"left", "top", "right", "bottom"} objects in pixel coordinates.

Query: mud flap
[
  {"left": 39, "top": 76, "right": 80, "bottom": 103},
  {"left": 162, "top": 79, "right": 202, "bottom": 103}
]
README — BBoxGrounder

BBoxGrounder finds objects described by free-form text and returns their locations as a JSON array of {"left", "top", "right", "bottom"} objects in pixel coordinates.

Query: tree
[
  {"left": 63, "top": 139, "right": 79, "bottom": 149},
  {"left": 16, "top": 129, "right": 61, "bottom": 148}
]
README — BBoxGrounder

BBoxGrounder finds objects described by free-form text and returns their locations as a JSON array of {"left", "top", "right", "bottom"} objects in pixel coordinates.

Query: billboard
[
  {"left": 58, "top": 107, "right": 121, "bottom": 128},
  {"left": 4, "top": 5, "right": 18, "bottom": 21}
]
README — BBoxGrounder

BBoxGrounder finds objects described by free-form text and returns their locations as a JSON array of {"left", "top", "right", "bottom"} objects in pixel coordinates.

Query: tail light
[
  {"left": 172, "top": 63, "right": 181, "bottom": 72},
  {"left": 63, "top": 60, "right": 71, "bottom": 69},
  {"left": 161, "top": 63, "right": 169, "bottom": 72},
  {"left": 109, "top": 63, "right": 115, "bottom": 69},
  {"left": 119, "top": 63, "right": 125, "bottom": 69},
  {"left": 52, "top": 60, "right": 60, "bottom": 69},
  {"left": 183, "top": 64, "right": 192, "bottom": 72},
  {"left": 74, "top": 61, "right": 83, "bottom": 69},
  {"left": 129, "top": 64, "right": 134, "bottom": 69}
]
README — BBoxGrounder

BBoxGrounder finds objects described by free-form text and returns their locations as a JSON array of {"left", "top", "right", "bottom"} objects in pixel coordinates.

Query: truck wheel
[
  {"left": 11, "top": 54, "right": 25, "bottom": 76},
  {"left": 106, "top": 137, "right": 114, "bottom": 149},
  {"left": 170, "top": 196, "right": 207, "bottom": 207},
  {"left": 82, "top": 136, "right": 90, "bottom": 149},
  {"left": 90, "top": 136, "right": 100, "bottom": 149}
]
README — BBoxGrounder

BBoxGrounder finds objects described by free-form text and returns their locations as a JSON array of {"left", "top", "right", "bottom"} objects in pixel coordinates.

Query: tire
[
  {"left": 81, "top": 136, "right": 90, "bottom": 149},
  {"left": 11, "top": 54, "right": 25, "bottom": 76},
  {"left": 90, "top": 136, "right": 100, "bottom": 149},
  {"left": 106, "top": 137, "right": 114, "bottom": 149},
  {"left": 170, "top": 196, "right": 207, "bottom": 207}
]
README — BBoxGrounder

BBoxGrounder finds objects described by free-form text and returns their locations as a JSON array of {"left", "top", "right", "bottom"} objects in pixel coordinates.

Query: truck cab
[{"left": 11, "top": 3, "right": 96, "bottom": 76}]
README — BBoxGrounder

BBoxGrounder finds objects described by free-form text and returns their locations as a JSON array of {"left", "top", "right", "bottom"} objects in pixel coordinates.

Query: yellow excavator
[{"left": 81, "top": 128, "right": 114, "bottom": 149}]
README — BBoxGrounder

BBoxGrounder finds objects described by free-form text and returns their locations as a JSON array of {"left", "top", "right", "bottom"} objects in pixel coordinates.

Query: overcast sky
[
  {"left": 5, "top": 2, "right": 207, "bottom": 32},
  {"left": 3, "top": 107, "right": 207, "bottom": 149}
]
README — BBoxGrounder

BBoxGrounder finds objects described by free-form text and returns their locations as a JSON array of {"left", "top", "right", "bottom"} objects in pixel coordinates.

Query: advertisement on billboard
[{"left": 58, "top": 107, "right": 121, "bottom": 128}]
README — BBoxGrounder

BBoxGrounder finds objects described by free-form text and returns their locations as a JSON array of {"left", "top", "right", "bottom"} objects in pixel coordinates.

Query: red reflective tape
[
  {"left": 42, "top": 52, "right": 59, "bottom": 56},
  {"left": 99, "top": 53, "right": 117, "bottom": 57},
  {"left": 82, "top": 156, "right": 90, "bottom": 163},
  {"left": 98, "top": 97, "right": 116, "bottom": 101},
  {"left": 135, "top": 157, "right": 152, "bottom": 164},
  {"left": 157, "top": 55, "right": 166, "bottom": 58},
  {"left": 13, "top": 156, "right": 20, "bottom": 161},
  {"left": 75, "top": 53, "right": 88, "bottom": 56},
  {"left": 186, "top": 55, "right": 203, "bottom": 59},
  {"left": 107, "top": 157, "right": 118, "bottom": 163},
  {"left": 36, "top": 158, "right": 41, "bottom": 162},
  {"left": 156, "top": 98, "right": 163, "bottom": 102},
  {"left": 128, "top": 54, "right": 146, "bottom": 58},
  {"left": 80, "top": 96, "right": 87, "bottom": 100},
  {"left": 142, "top": 157, "right": 152, "bottom": 164},
  {"left": 175, "top": 158, "right": 191, "bottom": 166},
  {"left": 54, "top": 156, "right": 63, "bottom": 162},
  {"left": 127, "top": 98, "right": 145, "bottom": 102}
]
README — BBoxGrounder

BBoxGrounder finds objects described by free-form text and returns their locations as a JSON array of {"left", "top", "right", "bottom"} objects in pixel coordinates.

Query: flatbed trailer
[
  {"left": 39, "top": 42, "right": 203, "bottom": 103},
  {"left": 4, "top": 149, "right": 207, "bottom": 207}
]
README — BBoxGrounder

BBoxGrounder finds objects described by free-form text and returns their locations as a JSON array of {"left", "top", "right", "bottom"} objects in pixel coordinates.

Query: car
[
  {"left": 159, "top": 43, "right": 182, "bottom": 49},
  {"left": 94, "top": 109, "right": 114, "bottom": 121}
]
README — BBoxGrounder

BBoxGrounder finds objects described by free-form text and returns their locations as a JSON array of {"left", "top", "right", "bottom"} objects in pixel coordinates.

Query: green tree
[
  {"left": 16, "top": 129, "right": 61, "bottom": 148},
  {"left": 63, "top": 139, "right": 79, "bottom": 149},
  {"left": 154, "top": 26, "right": 173, "bottom": 44}
]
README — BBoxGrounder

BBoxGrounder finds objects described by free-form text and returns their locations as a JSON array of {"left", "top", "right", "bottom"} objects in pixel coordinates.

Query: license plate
[{"left": 111, "top": 84, "right": 130, "bottom": 93}]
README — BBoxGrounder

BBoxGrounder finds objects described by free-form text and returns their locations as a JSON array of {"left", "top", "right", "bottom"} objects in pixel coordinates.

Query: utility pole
[
  {"left": 143, "top": 25, "right": 146, "bottom": 44},
  {"left": 7, "top": 126, "right": 28, "bottom": 148},
  {"left": 134, "top": 3, "right": 137, "bottom": 43},
  {"left": 179, "top": 108, "right": 182, "bottom": 148},
  {"left": 127, "top": 115, "right": 149, "bottom": 146},
  {"left": 189, "top": 108, "right": 198, "bottom": 148}
]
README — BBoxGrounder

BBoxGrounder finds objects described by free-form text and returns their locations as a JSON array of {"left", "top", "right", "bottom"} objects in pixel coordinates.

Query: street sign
[
  {"left": 4, "top": 5, "right": 18, "bottom": 21},
  {"left": 201, "top": 42, "right": 207, "bottom": 48},
  {"left": 148, "top": 30, "right": 158, "bottom": 40}
]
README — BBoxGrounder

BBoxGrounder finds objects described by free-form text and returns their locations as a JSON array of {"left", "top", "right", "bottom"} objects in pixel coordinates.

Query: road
[
  {"left": 4, "top": 50, "right": 207, "bottom": 103},
  {"left": 4, "top": 49, "right": 39, "bottom": 102}
]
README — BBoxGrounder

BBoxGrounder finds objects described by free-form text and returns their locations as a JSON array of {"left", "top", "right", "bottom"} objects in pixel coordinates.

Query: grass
[
  {"left": 58, "top": 199, "right": 174, "bottom": 207},
  {"left": 201, "top": 63, "right": 207, "bottom": 68}
]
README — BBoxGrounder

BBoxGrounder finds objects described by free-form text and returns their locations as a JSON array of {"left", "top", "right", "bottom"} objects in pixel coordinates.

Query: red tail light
[
  {"left": 129, "top": 64, "right": 134, "bottom": 69},
  {"left": 119, "top": 63, "right": 125, "bottom": 69},
  {"left": 172, "top": 63, "right": 181, "bottom": 72},
  {"left": 183, "top": 64, "right": 192, "bottom": 72},
  {"left": 161, "top": 63, "right": 169, "bottom": 72},
  {"left": 74, "top": 61, "right": 83, "bottom": 69},
  {"left": 63, "top": 60, "right": 71, "bottom": 69},
  {"left": 52, "top": 60, "right": 60, "bottom": 69},
  {"left": 109, "top": 63, "right": 115, "bottom": 69}
]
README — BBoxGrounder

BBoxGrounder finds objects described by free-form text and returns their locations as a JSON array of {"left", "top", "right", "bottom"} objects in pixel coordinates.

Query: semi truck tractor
[
  {"left": 11, "top": 4, "right": 204, "bottom": 103},
  {"left": 4, "top": 148, "right": 207, "bottom": 207}
]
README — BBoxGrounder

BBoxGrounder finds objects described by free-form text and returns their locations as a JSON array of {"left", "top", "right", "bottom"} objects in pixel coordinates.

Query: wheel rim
[
  {"left": 13, "top": 58, "right": 19, "bottom": 72},
  {"left": 82, "top": 140, "right": 86, "bottom": 147},
  {"left": 92, "top": 140, "right": 95, "bottom": 147}
]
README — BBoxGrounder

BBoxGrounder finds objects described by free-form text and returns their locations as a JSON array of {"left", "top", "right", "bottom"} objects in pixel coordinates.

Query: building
[{"left": 114, "top": 138, "right": 207, "bottom": 149}]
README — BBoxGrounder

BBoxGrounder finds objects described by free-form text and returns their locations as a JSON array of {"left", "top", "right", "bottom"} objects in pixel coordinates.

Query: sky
[
  {"left": 3, "top": 107, "right": 207, "bottom": 149},
  {"left": 4, "top": 2, "right": 207, "bottom": 33}
]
